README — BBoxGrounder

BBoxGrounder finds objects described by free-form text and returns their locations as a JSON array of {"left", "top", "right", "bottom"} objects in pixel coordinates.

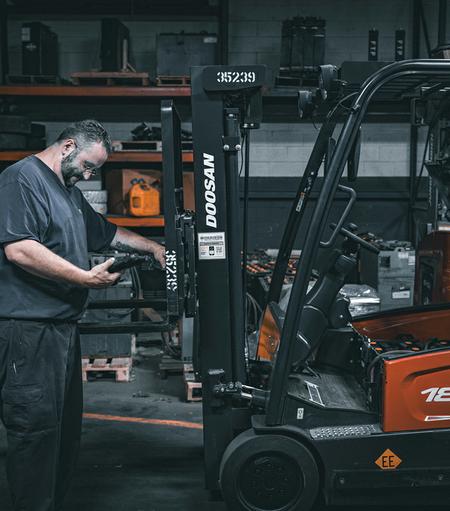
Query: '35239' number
[{"left": 216, "top": 71, "right": 256, "bottom": 84}]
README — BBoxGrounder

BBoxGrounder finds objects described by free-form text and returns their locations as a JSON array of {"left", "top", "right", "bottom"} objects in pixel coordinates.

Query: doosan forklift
[{"left": 158, "top": 60, "right": 450, "bottom": 511}]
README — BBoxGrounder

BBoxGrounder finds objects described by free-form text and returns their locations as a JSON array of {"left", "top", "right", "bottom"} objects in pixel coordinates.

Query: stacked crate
[
  {"left": 79, "top": 255, "right": 135, "bottom": 381},
  {"left": 360, "top": 242, "right": 415, "bottom": 310}
]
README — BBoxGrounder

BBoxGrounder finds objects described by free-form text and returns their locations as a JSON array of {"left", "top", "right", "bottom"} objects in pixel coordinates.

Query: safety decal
[
  {"left": 304, "top": 381, "right": 324, "bottom": 406},
  {"left": 375, "top": 449, "right": 402, "bottom": 470},
  {"left": 198, "top": 232, "right": 226, "bottom": 260}
]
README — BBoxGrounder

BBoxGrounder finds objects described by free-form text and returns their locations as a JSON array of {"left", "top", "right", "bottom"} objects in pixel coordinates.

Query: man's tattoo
[{"left": 112, "top": 240, "right": 141, "bottom": 253}]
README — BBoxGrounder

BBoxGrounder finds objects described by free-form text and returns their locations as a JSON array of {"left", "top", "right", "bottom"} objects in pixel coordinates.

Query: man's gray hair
[{"left": 56, "top": 119, "right": 112, "bottom": 154}]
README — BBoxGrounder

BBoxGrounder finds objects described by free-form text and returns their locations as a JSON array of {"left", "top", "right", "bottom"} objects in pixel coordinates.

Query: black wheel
[{"left": 220, "top": 429, "right": 319, "bottom": 511}]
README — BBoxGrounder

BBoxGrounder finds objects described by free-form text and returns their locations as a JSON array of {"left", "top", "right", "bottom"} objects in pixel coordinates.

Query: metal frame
[{"left": 267, "top": 60, "right": 450, "bottom": 426}]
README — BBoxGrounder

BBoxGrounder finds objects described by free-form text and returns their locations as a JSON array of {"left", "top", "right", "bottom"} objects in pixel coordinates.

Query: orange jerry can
[{"left": 128, "top": 178, "right": 160, "bottom": 216}]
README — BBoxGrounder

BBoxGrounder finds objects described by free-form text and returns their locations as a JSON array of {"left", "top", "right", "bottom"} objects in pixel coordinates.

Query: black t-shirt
[{"left": 0, "top": 155, "right": 117, "bottom": 320}]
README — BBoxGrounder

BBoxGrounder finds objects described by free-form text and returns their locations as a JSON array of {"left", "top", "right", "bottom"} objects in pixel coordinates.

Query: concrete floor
[{"left": 0, "top": 347, "right": 447, "bottom": 511}]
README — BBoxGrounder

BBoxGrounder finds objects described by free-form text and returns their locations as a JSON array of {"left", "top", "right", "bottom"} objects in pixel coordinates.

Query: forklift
[{"left": 161, "top": 60, "right": 450, "bottom": 511}]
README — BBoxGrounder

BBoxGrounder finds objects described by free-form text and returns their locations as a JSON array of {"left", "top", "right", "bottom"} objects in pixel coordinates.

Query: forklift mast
[{"left": 162, "top": 65, "right": 267, "bottom": 489}]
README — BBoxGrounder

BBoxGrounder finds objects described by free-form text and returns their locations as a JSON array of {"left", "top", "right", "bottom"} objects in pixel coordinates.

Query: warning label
[
  {"left": 198, "top": 232, "right": 226, "bottom": 260},
  {"left": 375, "top": 449, "right": 402, "bottom": 470}
]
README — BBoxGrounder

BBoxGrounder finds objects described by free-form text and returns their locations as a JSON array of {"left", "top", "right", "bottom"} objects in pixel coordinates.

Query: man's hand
[
  {"left": 152, "top": 244, "right": 166, "bottom": 268},
  {"left": 82, "top": 258, "right": 122, "bottom": 288}
]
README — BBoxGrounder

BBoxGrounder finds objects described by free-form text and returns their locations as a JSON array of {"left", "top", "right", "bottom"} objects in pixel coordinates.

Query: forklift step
[{"left": 309, "top": 423, "right": 381, "bottom": 440}]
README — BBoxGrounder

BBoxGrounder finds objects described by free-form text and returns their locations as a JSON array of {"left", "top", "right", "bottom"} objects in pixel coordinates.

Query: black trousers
[{"left": 0, "top": 320, "right": 83, "bottom": 511}]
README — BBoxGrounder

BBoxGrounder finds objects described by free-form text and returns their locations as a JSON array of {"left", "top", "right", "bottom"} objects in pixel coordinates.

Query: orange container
[{"left": 128, "top": 179, "right": 160, "bottom": 217}]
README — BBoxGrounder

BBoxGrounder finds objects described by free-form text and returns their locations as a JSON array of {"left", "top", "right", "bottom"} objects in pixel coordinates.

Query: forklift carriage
[{"left": 161, "top": 60, "right": 450, "bottom": 511}]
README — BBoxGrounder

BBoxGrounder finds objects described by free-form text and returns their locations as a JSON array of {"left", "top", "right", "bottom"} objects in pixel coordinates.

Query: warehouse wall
[
  {"left": 7, "top": 0, "right": 440, "bottom": 179},
  {"left": 4, "top": 1, "right": 441, "bottom": 247}
]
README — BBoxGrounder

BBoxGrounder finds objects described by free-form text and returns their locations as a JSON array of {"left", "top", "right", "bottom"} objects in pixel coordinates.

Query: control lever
[
  {"left": 330, "top": 223, "right": 379, "bottom": 253},
  {"left": 320, "top": 185, "right": 356, "bottom": 248},
  {"left": 108, "top": 253, "right": 163, "bottom": 273}
]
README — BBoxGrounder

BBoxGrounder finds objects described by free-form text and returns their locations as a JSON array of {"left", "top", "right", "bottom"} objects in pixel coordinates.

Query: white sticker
[
  {"left": 297, "top": 408, "right": 304, "bottom": 420},
  {"left": 398, "top": 252, "right": 408, "bottom": 259},
  {"left": 408, "top": 255, "right": 416, "bottom": 265},
  {"left": 198, "top": 232, "right": 226, "bottom": 260},
  {"left": 165, "top": 250, "right": 177, "bottom": 292},
  {"left": 203, "top": 36, "right": 218, "bottom": 44},
  {"left": 22, "top": 27, "right": 31, "bottom": 42},
  {"left": 392, "top": 290, "right": 410, "bottom": 299},
  {"left": 305, "top": 381, "right": 324, "bottom": 406}
]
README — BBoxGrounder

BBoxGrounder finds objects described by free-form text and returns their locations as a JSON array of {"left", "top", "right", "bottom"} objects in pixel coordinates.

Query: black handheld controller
[{"left": 108, "top": 253, "right": 160, "bottom": 273}]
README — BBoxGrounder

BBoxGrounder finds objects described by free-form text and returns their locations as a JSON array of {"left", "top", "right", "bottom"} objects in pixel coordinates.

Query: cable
[
  {"left": 326, "top": 91, "right": 359, "bottom": 121},
  {"left": 242, "top": 128, "right": 251, "bottom": 366},
  {"left": 366, "top": 349, "right": 413, "bottom": 382},
  {"left": 239, "top": 130, "right": 248, "bottom": 177}
]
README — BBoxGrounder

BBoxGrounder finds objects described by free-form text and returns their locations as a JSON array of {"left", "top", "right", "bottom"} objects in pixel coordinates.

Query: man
[{"left": 0, "top": 119, "right": 165, "bottom": 511}]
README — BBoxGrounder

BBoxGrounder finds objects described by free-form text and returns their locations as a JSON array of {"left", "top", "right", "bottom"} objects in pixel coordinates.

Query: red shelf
[
  {"left": 106, "top": 216, "right": 164, "bottom": 227},
  {"left": 0, "top": 151, "right": 194, "bottom": 163},
  {"left": 0, "top": 85, "right": 191, "bottom": 97}
]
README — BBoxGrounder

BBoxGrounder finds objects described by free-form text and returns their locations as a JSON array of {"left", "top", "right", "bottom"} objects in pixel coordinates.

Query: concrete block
[
  {"left": 251, "top": 145, "right": 288, "bottom": 162},
  {"left": 228, "top": 52, "right": 258, "bottom": 65},
  {"left": 257, "top": 21, "right": 282, "bottom": 37},
  {"left": 229, "top": 21, "right": 258, "bottom": 37},
  {"left": 360, "top": 161, "right": 409, "bottom": 177}
]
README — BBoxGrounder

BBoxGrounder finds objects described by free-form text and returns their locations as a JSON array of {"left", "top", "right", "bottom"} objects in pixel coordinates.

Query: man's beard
[{"left": 61, "top": 150, "right": 84, "bottom": 188}]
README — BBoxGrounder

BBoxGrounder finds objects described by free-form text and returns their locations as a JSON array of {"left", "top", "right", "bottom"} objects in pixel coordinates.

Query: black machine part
[{"left": 108, "top": 253, "right": 161, "bottom": 273}]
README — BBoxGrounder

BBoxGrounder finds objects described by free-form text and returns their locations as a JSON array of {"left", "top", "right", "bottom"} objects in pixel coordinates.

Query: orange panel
[
  {"left": 256, "top": 305, "right": 281, "bottom": 362},
  {"left": 383, "top": 349, "right": 450, "bottom": 432},
  {"left": 353, "top": 306, "right": 450, "bottom": 341}
]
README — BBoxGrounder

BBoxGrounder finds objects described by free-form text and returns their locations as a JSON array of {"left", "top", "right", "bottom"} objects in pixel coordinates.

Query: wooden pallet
[
  {"left": 71, "top": 71, "right": 150, "bottom": 86},
  {"left": 82, "top": 357, "right": 132, "bottom": 382},
  {"left": 112, "top": 140, "right": 193, "bottom": 152},
  {"left": 156, "top": 75, "right": 190, "bottom": 87},
  {"left": 159, "top": 355, "right": 183, "bottom": 380},
  {"left": 6, "top": 74, "right": 63, "bottom": 85},
  {"left": 184, "top": 367, "right": 202, "bottom": 402}
]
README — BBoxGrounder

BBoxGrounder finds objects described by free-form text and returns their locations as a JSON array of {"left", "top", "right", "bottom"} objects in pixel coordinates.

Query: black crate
[
  {"left": 100, "top": 18, "right": 130, "bottom": 72},
  {"left": 156, "top": 32, "right": 218, "bottom": 77},
  {"left": 80, "top": 333, "right": 133, "bottom": 358},
  {"left": 280, "top": 17, "right": 325, "bottom": 73},
  {"left": 22, "top": 22, "right": 58, "bottom": 76}
]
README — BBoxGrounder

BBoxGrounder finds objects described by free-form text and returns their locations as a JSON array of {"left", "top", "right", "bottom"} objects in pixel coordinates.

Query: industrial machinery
[
  {"left": 161, "top": 60, "right": 450, "bottom": 510},
  {"left": 414, "top": 90, "right": 450, "bottom": 305}
]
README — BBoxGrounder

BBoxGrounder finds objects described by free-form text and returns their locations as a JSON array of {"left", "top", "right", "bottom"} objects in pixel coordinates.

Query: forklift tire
[{"left": 219, "top": 429, "right": 319, "bottom": 511}]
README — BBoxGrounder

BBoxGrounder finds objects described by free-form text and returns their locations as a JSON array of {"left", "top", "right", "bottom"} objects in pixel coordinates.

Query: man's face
[{"left": 61, "top": 141, "right": 108, "bottom": 188}]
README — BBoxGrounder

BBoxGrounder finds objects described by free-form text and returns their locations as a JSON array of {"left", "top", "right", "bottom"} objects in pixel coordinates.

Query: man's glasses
[{"left": 82, "top": 164, "right": 97, "bottom": 176}]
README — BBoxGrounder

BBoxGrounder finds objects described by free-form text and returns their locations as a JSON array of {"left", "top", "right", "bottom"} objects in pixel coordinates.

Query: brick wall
[{"left": 6, "top": 0, "right": 441, "bottom": 178}]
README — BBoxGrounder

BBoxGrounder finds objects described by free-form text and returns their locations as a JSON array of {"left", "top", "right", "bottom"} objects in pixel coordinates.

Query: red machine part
[{"left": 383, "top": 350, "right": 450, "bottom": 432}]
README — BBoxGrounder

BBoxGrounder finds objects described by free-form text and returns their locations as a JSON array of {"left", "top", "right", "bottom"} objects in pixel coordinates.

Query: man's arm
[
  {"left": 110, "top": 227, "right": 166, "bottom": 267},
  {"left": 4, "top": 239, "right": 121, "bottom": 289}
]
